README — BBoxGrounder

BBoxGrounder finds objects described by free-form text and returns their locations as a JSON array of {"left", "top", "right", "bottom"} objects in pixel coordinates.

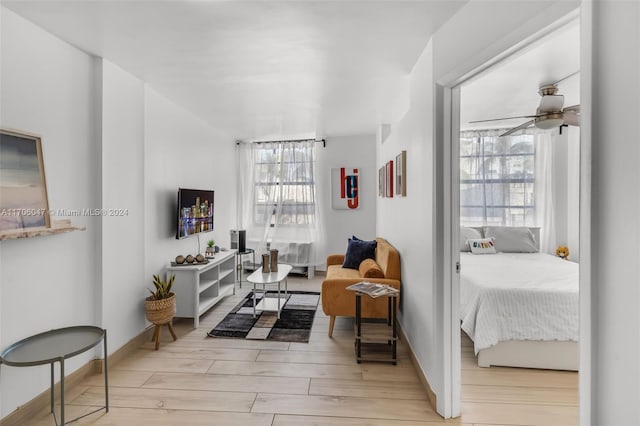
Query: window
[
  {"left": 460, "top": 132, "right": 535, "bottom": 226},
  {"left": 253, "top": 142, "right": 316, "bottom": 227}
]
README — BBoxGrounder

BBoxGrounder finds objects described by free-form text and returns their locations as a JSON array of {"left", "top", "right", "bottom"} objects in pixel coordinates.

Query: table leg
[
  {"left": 60, "top": 357, "right": 65, "bottom": 425},
  {"left": 104, "top": 329, "right": 109, "bottom": 413},
  {"left": 252, "top": 282, "right": 257, "bottom": 317},
  {"left": 277, "top": 280, "right": 281, "bottom": 319},
  {"left": 392, "top": 295, "right": 397, "bottom": 364},
  {"left": 356, "top": 293, "right": 362, "bottom": 363},
  {"left": 50, "top": 362, "right": 54, "bottom": 414}
]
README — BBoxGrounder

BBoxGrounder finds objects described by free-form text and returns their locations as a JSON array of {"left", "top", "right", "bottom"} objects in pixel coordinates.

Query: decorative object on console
[
  {"left": 206, "top": 239, "right": 215, "bottom": 257},
  {"left": 145, "top": 274, "right": 177, "bottom": 350},
  {"left": 331, "top": 167, "right": 360, "bottom": 209},
  {"left": 208, "top": 291, "right": 320, "bottom": 342},
  {"left": 556, "top": 245, "right": 570, "bottom": 260},
  {"left": 0, "top": 129, "right": 50, "bottom": 232},
  {"left": 395, "top": 150, "right": 407, "bottom": 196},
  {"left": 171, "top": 254, "right": 209, "bottom": 266}
]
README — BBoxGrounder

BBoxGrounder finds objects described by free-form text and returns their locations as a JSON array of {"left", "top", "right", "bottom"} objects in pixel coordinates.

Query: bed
[{"left": 459, "top": 226, "right": 579, "bottom": 371}]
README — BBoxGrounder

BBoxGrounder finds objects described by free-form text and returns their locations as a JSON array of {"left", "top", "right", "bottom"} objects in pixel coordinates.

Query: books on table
[{"left": 346, "top": 282, "right": 399, "bottom": 298}]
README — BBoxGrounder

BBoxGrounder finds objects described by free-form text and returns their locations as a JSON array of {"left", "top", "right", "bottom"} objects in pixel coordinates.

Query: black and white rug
[{"left": 207, "top": 291, "right": 320, "bottom": 343}]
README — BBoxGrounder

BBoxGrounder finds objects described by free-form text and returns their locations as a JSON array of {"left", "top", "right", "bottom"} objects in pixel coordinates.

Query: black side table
[
  {"left": 354, "top": 292, "right": 398, "bottom": 365},
  {"left": 236, "top": 248, "right": 255, "bottom": 288},
  {"left": 0, "top": 326, "right": 108, "bottom": 425}
]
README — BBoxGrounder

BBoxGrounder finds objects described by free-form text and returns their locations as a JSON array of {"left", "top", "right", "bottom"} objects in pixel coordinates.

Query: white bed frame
[
  {"left": 465, "top": 226, "right": 579, "bottom": 371},
  {"left": 477, "top": 340, "right": 578, "bottom": 371}
]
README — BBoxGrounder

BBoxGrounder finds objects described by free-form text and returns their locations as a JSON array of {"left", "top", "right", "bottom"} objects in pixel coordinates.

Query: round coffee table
[
  {"left": 0, "top": 326, "right": 108, "bottom": 425},
  {"left": 246, "top": 264, "right": 292, "bottom": 319}
]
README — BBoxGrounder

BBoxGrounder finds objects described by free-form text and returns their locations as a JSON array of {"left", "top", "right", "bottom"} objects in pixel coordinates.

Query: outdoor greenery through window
[
  {"left": 460, "top": 132, "right": 536, "bottom": 226},
  {"left": 253, "top": 141, "right": 316, "bottom": 227}
]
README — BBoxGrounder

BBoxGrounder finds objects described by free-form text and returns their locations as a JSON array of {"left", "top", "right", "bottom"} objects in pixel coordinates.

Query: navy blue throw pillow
[{"left": 343, "top": 238, "right": 377, "bottom": 269}]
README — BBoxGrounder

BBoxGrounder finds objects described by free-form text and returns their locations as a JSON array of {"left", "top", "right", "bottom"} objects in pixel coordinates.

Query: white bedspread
[{"left": 460, "top": 252, "right": 579, "bottom": 354}]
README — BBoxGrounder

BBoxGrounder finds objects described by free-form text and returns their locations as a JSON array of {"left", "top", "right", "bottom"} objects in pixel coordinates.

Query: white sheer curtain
[
  {"left": 237, "top": 140, "right": 321, "bottom": 266},
  {"left": 534, "top": 129, "right": 557, "bottom": 254}
]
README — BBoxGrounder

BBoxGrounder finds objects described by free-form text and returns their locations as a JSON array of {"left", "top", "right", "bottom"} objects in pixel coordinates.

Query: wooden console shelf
[{"left": 0, "top": 220, "right": 85, "bottom": 241}]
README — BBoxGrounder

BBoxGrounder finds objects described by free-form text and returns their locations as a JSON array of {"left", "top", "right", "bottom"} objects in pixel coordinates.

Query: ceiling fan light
[{"left": 535, "top": 114, "right": 564, "bottom": 130}]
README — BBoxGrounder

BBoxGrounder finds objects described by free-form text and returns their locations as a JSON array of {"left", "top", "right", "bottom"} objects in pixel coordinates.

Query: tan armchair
[{"left": 321, "top": 238, "right": 401, "bottom": 336}]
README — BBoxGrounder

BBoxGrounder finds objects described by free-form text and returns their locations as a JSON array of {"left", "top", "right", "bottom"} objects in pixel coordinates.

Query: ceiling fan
[{"left": 469, "top": 74, "right": 580, "bottom": 137}]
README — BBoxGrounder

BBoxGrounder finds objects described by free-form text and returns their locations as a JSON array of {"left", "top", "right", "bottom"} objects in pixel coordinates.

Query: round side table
[{"left": 0, "top": 326, "right": 108, "bottom": 425}]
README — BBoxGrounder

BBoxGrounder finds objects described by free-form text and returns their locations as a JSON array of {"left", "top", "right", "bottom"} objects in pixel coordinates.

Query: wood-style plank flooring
[{"left": 24, "top": 275, "right": 578, "bottom": 425}]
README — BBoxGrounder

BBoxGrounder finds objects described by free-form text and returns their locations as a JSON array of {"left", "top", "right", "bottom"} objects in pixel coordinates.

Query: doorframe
[{"left": 440, "top": 7, "right": 591, "bottom": 421}]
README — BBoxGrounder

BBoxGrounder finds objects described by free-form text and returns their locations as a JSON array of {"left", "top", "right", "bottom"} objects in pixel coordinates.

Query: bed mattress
[{"left": 460, "top": 252, "right": 579, "bottom": 354}]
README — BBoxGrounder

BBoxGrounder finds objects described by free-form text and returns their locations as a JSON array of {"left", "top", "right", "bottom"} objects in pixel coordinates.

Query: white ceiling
[
  {"left": 461, "top": 18, "right": 580, "bottom": 132},
  {"left": 4, "top": 0, "right": 467, "bottom": 140}
]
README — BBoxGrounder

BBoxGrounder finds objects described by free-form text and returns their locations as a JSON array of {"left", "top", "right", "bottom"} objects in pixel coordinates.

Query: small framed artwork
[
  {"left": 378, "top": 166, "right": 385, "bottom": 197},
  {"left": 0, "top": 129, "right": 51, "bottom": 232},
  {"left": 395, "top": 150, "right": 407, "bottom": 196},
  {"left": 385, "top": 160, "right": 394, "bottom": 198}
]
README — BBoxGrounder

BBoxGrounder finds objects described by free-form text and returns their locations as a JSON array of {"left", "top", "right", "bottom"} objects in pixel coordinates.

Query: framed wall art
[
  {"left": 385, "top": 160, "right": 394, "bottom": 198},
  {"left": 331, "top": 167, "right": 359, "bottom": 209},
  {"left": 0, "top": 129, "right": 51, "bottom": 232},
  {"left": 395, "top": 150, "right": 407, "bottom": 196}
]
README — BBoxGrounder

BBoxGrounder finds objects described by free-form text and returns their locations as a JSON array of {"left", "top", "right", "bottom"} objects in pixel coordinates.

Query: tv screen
[{"left": 176, "top": 188, "right": 214, "bottom": 239}]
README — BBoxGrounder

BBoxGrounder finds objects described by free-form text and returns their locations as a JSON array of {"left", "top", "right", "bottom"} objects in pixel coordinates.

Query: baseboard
[
  {"left": 0, "top": 325, "right": 154, "bottom": 425},
  {"left": 397, "top": 323, "right": 439, "bottom": 415}
]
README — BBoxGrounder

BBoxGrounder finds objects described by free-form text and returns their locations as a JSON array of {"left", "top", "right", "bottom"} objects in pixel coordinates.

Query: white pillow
[
  {"left": 483, "top": 226, "right": 538, "bottom": 253},
  {"left": 460, "top": 226, "right": 483, "bottom": 252},
  {"left": 468, "top": 237, "right": 496, "bottom": 254}
]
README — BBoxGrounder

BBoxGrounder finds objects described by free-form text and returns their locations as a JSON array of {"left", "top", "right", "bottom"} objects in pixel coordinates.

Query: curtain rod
[{"left": 236, "top": 138, "right": 326, "bottom": 148}]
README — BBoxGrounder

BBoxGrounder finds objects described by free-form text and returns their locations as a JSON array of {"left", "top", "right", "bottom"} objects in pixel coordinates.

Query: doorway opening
[{"left": 451, "top": 17, "right": 582, "bottom": 425}]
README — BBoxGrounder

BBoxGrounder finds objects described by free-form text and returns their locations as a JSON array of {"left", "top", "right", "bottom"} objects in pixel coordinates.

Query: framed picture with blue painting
[{"left": 0, "top": 129, "right": 51, "bottom": 233}]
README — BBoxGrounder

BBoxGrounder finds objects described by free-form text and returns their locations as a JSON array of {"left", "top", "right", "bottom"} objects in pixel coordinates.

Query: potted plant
[
  {"left": 145, "top": 274, "right": 176, "bottom": 324},
  {"left": 145, "top": 274, "right": 177, "bottom": 349},
  {"left": 206, "top": 239, "right": 215, "bottom": 256}
]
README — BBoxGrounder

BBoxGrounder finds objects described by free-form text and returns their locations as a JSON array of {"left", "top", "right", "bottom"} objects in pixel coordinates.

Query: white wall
[
  {"left": 0, "top": 7, "right": 101, "bottom": 416},
  {"left": 589, "top": 1, "right": 640, "bottom": 423},
  {"left": 376, "top": 40, "right": 439, "bottom": 408},
  {"left": 144, "top": 88, "right": 235, "bottom": 282},
  {"left": 316, "top": 134, "right": 377, "bottom": 267},
  {"left": 377, "top": 0, "right": 581, "bottom": 417},
  {"left": 101, "top": 60, "right": 146, "bottom": 352}
]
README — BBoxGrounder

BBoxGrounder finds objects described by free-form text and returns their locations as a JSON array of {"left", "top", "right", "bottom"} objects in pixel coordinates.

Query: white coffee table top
[{"left": 247, "top": 264, "right": 292, "bottom": 284}]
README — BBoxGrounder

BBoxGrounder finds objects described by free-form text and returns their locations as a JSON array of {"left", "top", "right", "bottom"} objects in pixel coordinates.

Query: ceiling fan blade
[
  {"left": 469, "top": 115, "right": 538, "bottom": 124},
  {"left": 552, "top": 71, "right": 580, "bottom": 86},
  {"left": 563, "top": 104, "right": 580, "bottom": 112},
  {"left": 563, "top": 111, "right": 580, "bottom": 126},
  {"left": 500, "top": 120, "right": 535, "bottom": 137},
  {"left": 539, "top": 95, "right": 564, "bottom": 113}
]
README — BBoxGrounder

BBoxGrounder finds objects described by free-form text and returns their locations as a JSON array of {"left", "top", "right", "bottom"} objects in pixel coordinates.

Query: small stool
[{"left": 151, "top": 321, "right": 177, "bottom": 350}]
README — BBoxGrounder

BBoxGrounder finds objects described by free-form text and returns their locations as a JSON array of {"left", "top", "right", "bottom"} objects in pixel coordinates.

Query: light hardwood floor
[{"left": 24, "top": 275, "right": 578, "bottom": 426}]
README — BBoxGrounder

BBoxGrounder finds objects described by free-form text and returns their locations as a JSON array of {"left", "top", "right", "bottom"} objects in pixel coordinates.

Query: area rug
[{"left": 207, "top": 291, "right": 320, "bottom": 343}]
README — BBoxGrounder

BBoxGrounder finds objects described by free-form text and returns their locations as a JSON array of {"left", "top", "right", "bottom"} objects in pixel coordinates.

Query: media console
[{"left": 166, "top": 249, "right": 237, "bottom": 328}]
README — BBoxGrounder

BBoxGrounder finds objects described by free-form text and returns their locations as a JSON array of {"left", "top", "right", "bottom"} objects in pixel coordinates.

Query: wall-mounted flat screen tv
[{"left": 176, "top": 188, "right": 214, "bottom": 239}]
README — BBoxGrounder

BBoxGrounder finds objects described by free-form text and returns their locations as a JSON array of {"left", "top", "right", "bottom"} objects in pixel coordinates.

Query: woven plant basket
[{"left": 144, "top": 293, "right": 176, "bottom": 325}]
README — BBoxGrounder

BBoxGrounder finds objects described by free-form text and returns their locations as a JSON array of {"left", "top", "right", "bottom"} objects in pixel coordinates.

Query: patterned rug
[{"left": 207, "top": 291, "right": 320, "bottom": 343}]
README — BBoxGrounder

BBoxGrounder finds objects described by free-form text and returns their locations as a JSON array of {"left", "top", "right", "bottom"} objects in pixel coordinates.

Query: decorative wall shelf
[{"left": 0, "top": 220, "right": 85, "bottom": 241}]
